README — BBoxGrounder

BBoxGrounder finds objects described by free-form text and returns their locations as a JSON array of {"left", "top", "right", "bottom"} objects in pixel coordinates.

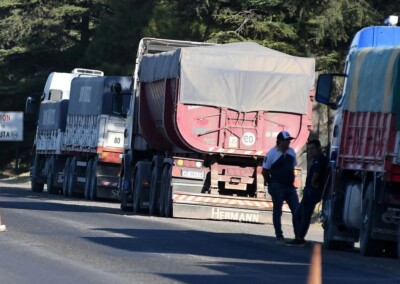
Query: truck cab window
[{"left": 49, "top": 89, "right": 63, "bottom": 101}]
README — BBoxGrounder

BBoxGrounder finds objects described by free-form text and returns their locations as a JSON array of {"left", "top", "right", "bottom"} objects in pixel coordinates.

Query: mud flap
[{"left": 370, "top": 204, "right": 399, "bottom": 242}]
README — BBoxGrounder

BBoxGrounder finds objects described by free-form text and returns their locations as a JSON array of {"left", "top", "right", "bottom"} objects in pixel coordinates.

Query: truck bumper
[{"left": 172, "top": 191, "right": 292, "bottom": 224}]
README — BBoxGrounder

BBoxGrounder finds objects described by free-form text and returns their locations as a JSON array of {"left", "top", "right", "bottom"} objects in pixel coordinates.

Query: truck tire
[
  {"left": 31, "top": 155, "right": 44, "bottom": 193},
  {"left": 159, "top": 174, "right": 166, "bottom": 217},
  {"left": 382, "top": 241, "right": 398, "bottom": 258},
  {"left": 120, "top": 187, "right": 132, "bottom": 212},
  {"left": 32, "top": 179, "right": 44, "bottom": 193},
  {"left": 63, "top": 158, "right": 71, "bottom": 197},
  {"left": 67, "top": 157, "right": 77, "bottom": 198},
  {"left": 398, "top": 226, "right": 400, "bottom": 259},
  {"left": 120, "top": 169, "right": 132, "bottom": 212},
  {"left": 32, "top": 179, "right": 44, "bottom": 192},
  {"left": 360, "top": 182, "right": 380, "bottom": 256},
  {"left": 161, "top": 164, "right": 172, "bottom": 218},
  {"left": 46, "top": 156, "right": 57, "bottom": 194},
  {"left": 323, "top": 217, "right": 344, "bottom": 250},
  {"left": 322, "top": 198, "right": 347, "bottom": 250},
  {"left": 84, "top": 159, "right": 94, "bottom": 200},
  {"left": 149, "top": 166, "right": 160, "bottom": 216},
  {"left": 133, "top": 169, "right": 144, "bottom": 214},
  {"left": 89, "top": 160, "right": 98, "bottom": 201}
]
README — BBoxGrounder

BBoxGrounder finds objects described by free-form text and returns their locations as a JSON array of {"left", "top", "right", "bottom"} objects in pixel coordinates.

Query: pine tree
[
  {"left": 83, "top": 0, "right": 157, "bottom": 75},
  {"left": 0, "top": 0, "right": 110, "bottom": 170}
]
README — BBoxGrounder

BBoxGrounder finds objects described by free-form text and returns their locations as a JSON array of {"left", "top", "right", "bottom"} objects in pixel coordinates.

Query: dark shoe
[
  {"left": 275, "top": 236, "right": 286, "bottom": 244},
  {"left": 286, "top": 239, "right": 306, "bottom": 247}
]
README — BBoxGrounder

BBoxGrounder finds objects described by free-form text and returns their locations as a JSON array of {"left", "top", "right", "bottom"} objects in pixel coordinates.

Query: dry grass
[
  {"left": 0, "top": 170, "right": 16, "bottom": 179},
  {"left": 0, "top": 159, "right": 30, "bottom": 178},
  {"left": 0, "top": 171, "right": 30, "bottom": 184}
]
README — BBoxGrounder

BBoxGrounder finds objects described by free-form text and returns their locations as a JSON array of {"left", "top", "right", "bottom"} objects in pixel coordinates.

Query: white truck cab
[{"left": 26, "top": 68, "right": 103, "bottom": 114}]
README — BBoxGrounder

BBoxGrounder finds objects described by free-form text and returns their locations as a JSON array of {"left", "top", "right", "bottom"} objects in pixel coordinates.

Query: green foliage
[
  {"left": 83, "top": 0, "right": 156, "bottom": 75},
  {"left": 207, "top": 31, "right": 246, "bottom": 43},
  {"left": 318, "top": 51, "right": 346, "bottom": 73},
  {"left": 0, "top": 0, "right": 111, "bottom": 169},
  {"left": 0, "top": 0, "right": 110, "bottom": 88},
  {"left": 143, "top": 0, "right": 218, "bottom": 41}
]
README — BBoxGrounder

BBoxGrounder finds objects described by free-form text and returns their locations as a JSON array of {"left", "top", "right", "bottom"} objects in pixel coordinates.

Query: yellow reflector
[{"left": 177, "top": 160, "right": 184, "bottom": 166}]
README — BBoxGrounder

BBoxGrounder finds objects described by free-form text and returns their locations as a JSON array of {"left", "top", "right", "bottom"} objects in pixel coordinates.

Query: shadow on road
[
  {"left": 85, "top": 227, "right": 313, "bottom": 283},
  {"left": 2, "top": 182, "right": 397, "bottom": 284},
  {"left": 0, "top": 184, "right": 122, "bottom": 215},
  {"left": 82, "top": 226, "right": 397, "bottom": 284}
]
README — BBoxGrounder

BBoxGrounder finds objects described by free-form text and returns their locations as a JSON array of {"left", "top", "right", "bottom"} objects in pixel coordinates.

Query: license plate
[
  {"left": 106, "top": 132, "right": 124, "bottom": 148},
  {"left": 181, "top": 170, "right": 204, "bottom": 179}
]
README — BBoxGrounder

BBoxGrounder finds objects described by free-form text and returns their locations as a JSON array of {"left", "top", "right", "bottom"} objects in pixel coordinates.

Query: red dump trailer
[{"left": 120, "top": 38, "right": 315, "bottom": 223}]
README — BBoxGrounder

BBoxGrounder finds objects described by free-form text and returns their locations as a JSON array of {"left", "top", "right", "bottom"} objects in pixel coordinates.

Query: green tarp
[{"left": 343, "top": 47, "right": 400, "bottom": 128}]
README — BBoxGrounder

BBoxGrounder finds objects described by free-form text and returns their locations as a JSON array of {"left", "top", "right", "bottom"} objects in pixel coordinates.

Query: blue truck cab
[
  {"left": 318, "top": 24, "right": 400, "bottom": 157},
  {"left": 315, "top": 19, "right": 400, "bottom": 257},
  {"left": 350, "top": 25, "right": 400, "bottom": 51}
]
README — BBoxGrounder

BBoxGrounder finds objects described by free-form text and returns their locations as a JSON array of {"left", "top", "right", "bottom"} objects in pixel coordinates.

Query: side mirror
[
  {"left": 316, "top": 74, "right": 334, "bottom": 105},
  {"left": 49, "top": 89, "right": 63, "bottom": 101},
  {"left": 25, "top": 97, "right": 37, "bottom": 115},
  {"left": 316, "top": 73, "right": 346, "bottom": 110},
  {"left": 25, "top": 91, "right": 44, "bottom": 117},
  {"left": 112, "top": 83, "right": 123, "bottom": 115},
  {"left": 111, "top": 83, "right": 122, "bottom": 94}
]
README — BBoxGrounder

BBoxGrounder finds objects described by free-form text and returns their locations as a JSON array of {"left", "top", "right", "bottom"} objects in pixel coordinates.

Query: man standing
[
  {"left": 262, "top": 131, "right": 299, "bottom": 244},
  {"left": 286, "top": 139, "right": 328, "bottom": 246}
]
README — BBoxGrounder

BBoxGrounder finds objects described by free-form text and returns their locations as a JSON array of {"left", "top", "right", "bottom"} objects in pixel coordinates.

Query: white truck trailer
[{"left": 27, "top": 69, "right": 132, "bottom": 200}]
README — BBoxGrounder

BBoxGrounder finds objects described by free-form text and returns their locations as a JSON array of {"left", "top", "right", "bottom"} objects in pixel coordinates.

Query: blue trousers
[
  {"left": 294, "top": 187, "right": 323, "bottom": 240},
  {"left": 268, "top": 183, "right": 299, "bottom": 238}
]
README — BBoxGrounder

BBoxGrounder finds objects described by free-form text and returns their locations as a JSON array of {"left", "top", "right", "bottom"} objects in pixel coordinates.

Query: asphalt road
[{"left": 0, "top": 179, "right": 399, "bottom": 284}]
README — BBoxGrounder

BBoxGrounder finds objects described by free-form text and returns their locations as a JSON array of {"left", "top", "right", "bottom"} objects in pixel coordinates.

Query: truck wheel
[
  {"left": 63, "top": 158, "right": 71, "bottom": 197},
  {"left": 161, "top": 164, "right": 172, "bottom": 218},
  {"left": 133, "top": 169, "right": 144, "bottom": 214},
  {"left": 120, "top": 188, "right": 132, "bottom": 212},
  {"left": 67, "top": 157, "right": 77, "bottom": 198},
  {"left": 32, "top": 179, "right": 44, "bottom": 193},
  {"left": 323, "top": 218, "right": 344, "bottom": 250},
  {"left": 89, "top": 160, "right": 98, "bottom": 201},
  {"left": 32, "top": 180, "right": 45, "bottom": 192},
  {"left": 46, "top": 156, "right": 57, "bottom": 194},
  {"left": 322, "top": 198, "right": 346, "bottom": 250},
  {"left": 31, "top": 155, "right": 44, "bottom": 193},
  {"left": 382, "top": 241, "right": 398, "bottom": 258},
  {"left": 360, "top": 182, "right": 379, "bottom": 256},
  {"left": 120, "top": 170, "right": 132, "bottom": 212},
  {"left": 84, "top": 159, "right": 94, "bottom": 200},
  {"left": 159, "top": 173, "right": 166, "bottom": 217},
  {"left": 149, "top": 166, "right": 160, "bottom": 216},
  {"left": 397, "top": 226, "right": 400, "bottom": 259}
]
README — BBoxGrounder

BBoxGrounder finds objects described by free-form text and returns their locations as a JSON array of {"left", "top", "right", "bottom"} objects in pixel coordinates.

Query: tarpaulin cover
[
  {"left": 38, "top": 100, "right": 68, "bottom": 131},
  {"left": 343, "top": 47, "right": 400, "bottom": 128},
  {"left": 139, "top": 42, "right": 315, "bottom": 114},
  {"left": 68, "top": 76, "right": 132, "bottom": 115}
]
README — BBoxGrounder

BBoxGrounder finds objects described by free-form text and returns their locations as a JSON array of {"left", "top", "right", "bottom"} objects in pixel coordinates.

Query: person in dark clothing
[
  {"left": 287, "top": 139, "right": 328, "bottom": 246},
  {"left": 262, "top": 131, "right": 299, "bottom": 244}
]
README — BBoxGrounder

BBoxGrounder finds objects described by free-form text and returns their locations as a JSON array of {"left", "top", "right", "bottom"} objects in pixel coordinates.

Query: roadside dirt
[{"left": 0, "top": 172, "right": 30, "bottom": 184}]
